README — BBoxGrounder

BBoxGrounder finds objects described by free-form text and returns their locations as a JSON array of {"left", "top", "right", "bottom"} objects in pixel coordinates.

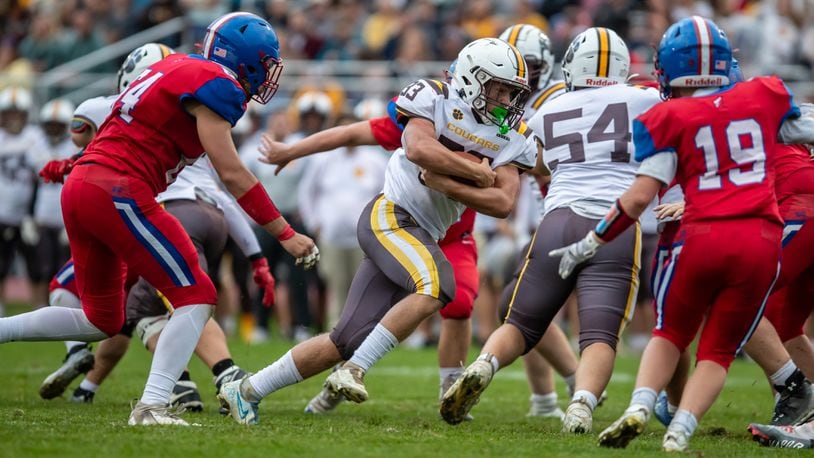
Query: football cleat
[
  {"left": 749, "top": 423, "right": 813, "bottom": 449},
  {"left": 214, "top": 366, "right": 249, "bottom": 415},
  {"left": 218, "top": 379, "right": 259, "bottom": 425},
  {"left": 170, "top": 380, "right": 204, "bottom": 412},
  {"left": 654, "top": 391, "right": 675, "bottom": 427},
  {"left": 598, "top": 405, "right": 649, "bottom": 447},
  {"left": 69, "top": 387, "right": 95, "bottom": 404},
  {"left": 562, "top": 397, "right": 594, "bottom": 434},
  {"left": 527, "top": 401, "right": 565, "bottom": 420},
  {"left": 441, "top": 373, "right": 473, "bottom": 421},
  {"left": 39, "top": 345, "right": 95, "bottom": 399},
  {"left": 128, "top": 402, "right": 191, "bottom": 426},
  {"left": 440, "top": 358, "right": 494, "bottom": 425},
  {"left": 304, "top": 386, "right": 345, "bottom": 414},
  {"left": 662, "top": 428, "right": 689, "bottom": 452},
  {"left": 771, "top": 372, "right": 814, "bottom": 426},
  {"left": 324, "top": 362, "right": 368, "bottom": 404}
]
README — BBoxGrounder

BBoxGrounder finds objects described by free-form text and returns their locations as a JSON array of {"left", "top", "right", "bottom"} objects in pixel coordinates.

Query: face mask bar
[
  {"left": 253, "top": 57, "right": 284, "bottom": 104},
  {"left": 472, "top": 69, "right": 530, "bottom": 133}
]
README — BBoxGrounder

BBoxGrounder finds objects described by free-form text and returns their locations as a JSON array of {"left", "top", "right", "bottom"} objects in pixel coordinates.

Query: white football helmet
[
  {"left": 354, "top": 98, "right": 386, "bottom": 120},
  {"left": 40, "top": 98, "right": 76, "bottom": 124},
  {"left": 499, "top": 24, "right": 555, "bottom": 90},
  {"left": 117, "top": 43, "right": 175, "bottom": 93},
  {"left": 561, "top": 27, "right": 629, "bottom": 91},
  {"left": 296, "top": 91, "right": 333, "bottom": 116},
  {"left": 0, "top": 86, "right": 32, "bottom": 112},
  {"left": 452, "top": 38, "right": 531, "bottom": 132}
]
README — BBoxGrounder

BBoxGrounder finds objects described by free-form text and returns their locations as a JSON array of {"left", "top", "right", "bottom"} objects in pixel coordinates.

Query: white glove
[
  {"left": 20, "top": 216, "right": 40, "bottom": 246},
  {"left": 295, "top": 245, "right": 320, "bottom": 270},
  {"left": 548, "top": 231, "right": 603, "bottom": 279}
]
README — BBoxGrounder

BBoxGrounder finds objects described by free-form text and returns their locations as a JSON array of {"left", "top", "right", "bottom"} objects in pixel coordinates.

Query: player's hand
[
  {"left": 251, "top": 257, "right": 276, "bottom": 307},
  {"left": 258, "top": 133, "right": 293, "bottom": 175},
  {"left": 39, "top": 158, "right": 75, "bottom": 184},
  {"left": 419, "top": 168, "right": 444, "bottom": 190},
  {"left": 472, "top": 158, "right": 497, "bottom": 188},
  {"left": 548, "top": 231, "right": 603, "bottom": 279},
  {"left": 280, "top": 232, "right": 320, "bottom": 270},
  {"left": 21, "top": 216, "right": 40, "bottom": 246},
  {"left": 655, "top": 201, "right": 685, "bottom": 220}
]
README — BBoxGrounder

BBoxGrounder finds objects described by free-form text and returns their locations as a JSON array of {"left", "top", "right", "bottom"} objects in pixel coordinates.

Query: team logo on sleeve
[{"left": 452, "top": 109, "right": 464, "bottom": 120}]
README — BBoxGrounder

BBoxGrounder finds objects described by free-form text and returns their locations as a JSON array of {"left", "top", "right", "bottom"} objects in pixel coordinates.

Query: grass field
[{"left": 0, "top": 304, "right": 792, "bottom": 458}]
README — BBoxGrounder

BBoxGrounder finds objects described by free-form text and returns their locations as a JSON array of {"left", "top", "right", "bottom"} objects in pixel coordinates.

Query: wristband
[
  {"left": 276, "top": 224, "right": 295, "bottom": 241},
  {"left": 237, "top": 182, "right": 281, "bottom": 226},
  {"left": 594, "top": 199, "right": 637, "bottom": 243}
]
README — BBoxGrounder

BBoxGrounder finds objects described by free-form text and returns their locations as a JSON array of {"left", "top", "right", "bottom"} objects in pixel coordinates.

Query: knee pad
[
  {"left": 135, "top": 315, "right": 169, "bottom": 348},
  {"left": 49, "top": 288, "right": 80, "bottom": 309}
]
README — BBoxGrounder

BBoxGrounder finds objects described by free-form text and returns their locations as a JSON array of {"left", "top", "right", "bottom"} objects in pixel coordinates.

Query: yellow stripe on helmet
[
  {"left": 510, "top": 44, "right": 526, "bottom": 80},
  {"left": 597, "top": 28, "right": 610, "bottom": 78},
  {"left": 507, "top": 25, "right": 523, "bottom": 46},
  {"left": 159, "top": 44, "right": 172, "bottom": 58}
]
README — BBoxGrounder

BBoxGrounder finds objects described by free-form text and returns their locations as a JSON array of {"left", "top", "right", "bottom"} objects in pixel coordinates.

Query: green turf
[{"left": 0, "top": 306, "right": 791, "bottom": 457}]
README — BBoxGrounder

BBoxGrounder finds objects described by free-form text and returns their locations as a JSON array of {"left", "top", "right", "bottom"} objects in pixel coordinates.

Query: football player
[
  {"left": 218, "top": 37, "right": 537, "bottom": 425},
  {"left": 0, "top": 12, "right": 318, "bottom": 425},
  {"left": 546, "top": 16, "right": 814, "bottom": 452},
  {"left": 441, "top": 28, "right": 658, "bottom": 430}
]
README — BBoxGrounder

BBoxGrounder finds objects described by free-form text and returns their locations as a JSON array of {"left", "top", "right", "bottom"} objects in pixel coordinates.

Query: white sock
[
  {"left": 572, "top": 390, "right": 598, "bottom": 410},
  {"left": 247, "top": 350, "right": 303, "bottom": 401},
  {"left": 670, "top": 409, "right": 698, "bottom": 436},
  {"left": 0, "top": 307, "right": 106, "bottom": 343},
  {"left": 630, "top": 387, "right": 658, "bottom": 413},
  {"left": 477, "top": 353, "right": 500, "bottom": 373},
  {"left": 140, "top": 304, "right": 210, "bottom": 405},
  {"left": 79, "top": 378, "right": 99, "bottom": 393},
  {"left": 563, "top": 373, "right": 576, "bottom": 393},
  {"left": 531, "top": 392, "right": 559, "bottom": 407},
  {"left": 667, "top": 401, "right": 678, "bottom": 415},
  {"left": 348, "top": 323, "right": 398, "bottom": 372},
  {"left": 439, "top": 366, "right": 464, "bottom": 383},
  {"left": 65, "top": 341, "right": 86, "bottom": 352},
  {"left": 770, "top": 360, "right": 797, "bottom": 388}
]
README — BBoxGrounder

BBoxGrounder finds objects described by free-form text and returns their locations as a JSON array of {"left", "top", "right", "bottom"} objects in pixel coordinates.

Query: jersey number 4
[
  {"left": 695, "top": 119, "right": 766, "bottom": 190},
  {"left": 543, "top": 103, "right": 630, "bottom": 171},
  {"left": 118, "top": 70, "right": 163, "bottom": 123}
]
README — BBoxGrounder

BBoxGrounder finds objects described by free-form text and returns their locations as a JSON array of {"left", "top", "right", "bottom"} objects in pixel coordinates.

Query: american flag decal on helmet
[{"left": 214, "top": 47, "right": 228, "bottom": 58}]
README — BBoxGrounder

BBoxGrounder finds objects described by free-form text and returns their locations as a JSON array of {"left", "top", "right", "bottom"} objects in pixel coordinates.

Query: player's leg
[
  {"left": 522, "top": 352, "right": 562, "bottom": 418},
  {"left": 626, "top": 232, "right": 658, "bottom": 353},
  {"left": 534, "top": 323, "right": 579, "bottom": 394},
  {"left": 443, "top": 209, "right": 578, "bottom": 425},
  {"left": 71, "top": 333, "right": 132, "bottom": 403}
]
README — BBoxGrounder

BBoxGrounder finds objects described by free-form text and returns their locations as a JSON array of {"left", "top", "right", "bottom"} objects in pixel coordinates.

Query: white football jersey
[
  {"left": 0, "top": 125, "right": 45, "bottom": 225},
  {"left": 384, "top": 79, "right": 538, "bottom": 240},
  {"left": 528, "top": 84, "right": 661, "bottom": 218},
  {"left": 524, "top": 80, "right": 567, "bottom": 121},
  {"left": 30, "top": 135, "right": 80, "bottom": 228},
  {"left": 73, "top": 95, "right": 116, "bottom": 131}
]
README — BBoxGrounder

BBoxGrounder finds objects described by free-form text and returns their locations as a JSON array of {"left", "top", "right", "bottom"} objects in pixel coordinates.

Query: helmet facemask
[
  {"left": 247, "top": 54, "right": 283, "bottom": 104},
  {"left": 470, "top": 68, "right": 530, "bottom": 134},
  {"left": 525, "top": 55, "right": 543, "bottom": 90}
]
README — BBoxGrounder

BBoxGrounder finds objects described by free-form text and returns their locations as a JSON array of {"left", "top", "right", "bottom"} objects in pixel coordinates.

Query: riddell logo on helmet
[
  {"left": 585, "top": 79, "right": 619, "bottom": 86},
  {"left": 684, "top": 77, "right": 725, "bottom": 86}
]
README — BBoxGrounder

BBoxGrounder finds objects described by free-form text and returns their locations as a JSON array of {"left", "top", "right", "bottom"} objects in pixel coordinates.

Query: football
[{"left": 449, "top": 150, "right": 488, "bottom": 186}]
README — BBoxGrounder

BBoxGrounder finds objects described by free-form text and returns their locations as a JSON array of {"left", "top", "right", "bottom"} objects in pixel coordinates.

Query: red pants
[
  {"left": 61, "top": 165, "right": 216, "bottom": 335},
  {"left": 439, "top": 234, "right": 478, "bottom": 320},
  {"left": 653, "top": 219, "right": 781, "bottom": 369}
]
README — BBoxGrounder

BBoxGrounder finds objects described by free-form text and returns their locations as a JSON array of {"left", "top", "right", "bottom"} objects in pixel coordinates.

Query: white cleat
[
  {"left": 304, "top": 386, "right": 345, "bottom": 414},
  {"left": 217, "top": 379, "right": 260, "bottom": 425},
  {"left": 40, "top": 346, "right": 95, "bottom": 399},
  {"left": 127, "top": 402, "right": 191, "bottom": 426},
  {"left": 562, "top": 397, "right": 594, "bottom": 434},
  {"left": 663, "top": 429, "right": 690, "bottom": 452},
  {"left": 324, "top": 362, "right": 368, "bottom": 403},
  {"left": 598, "top": 405, "right": 649, "bottom": 448},
  {"left": 440, "top": 358, "right": 494, "bottom": 425},
  {"left": 527, "top": 400, "right": 565, "bottom": 420}
]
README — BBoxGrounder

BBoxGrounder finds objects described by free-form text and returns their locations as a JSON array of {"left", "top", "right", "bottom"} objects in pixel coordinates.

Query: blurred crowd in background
[{"left": 1, "top": 0, "right": 814, "bottom": 349}]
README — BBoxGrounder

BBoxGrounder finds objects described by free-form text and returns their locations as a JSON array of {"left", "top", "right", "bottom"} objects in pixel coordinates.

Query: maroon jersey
[
  {"left": 77, "top": 54, "right": 246, "bottom": 194},
  {"left": 633, "top": 76, "right": 800, "bottom": 225}
]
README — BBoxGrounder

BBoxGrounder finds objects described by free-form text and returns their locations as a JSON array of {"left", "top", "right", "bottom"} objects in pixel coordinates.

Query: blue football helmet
[
  {"left": 655, "top": 16, "right": 732, "bottom": 99},
  {"left": 202, "top": 12, "right": 283, "bottom": 104}
]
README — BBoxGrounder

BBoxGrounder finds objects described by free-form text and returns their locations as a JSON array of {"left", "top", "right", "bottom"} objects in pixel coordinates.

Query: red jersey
[
  {"left": 634, "top": 76, "right": 799, "bottom": 225},
  {"left": 368, "top": 109, "right": 476, "bottom": 243},
  {"left": 774, "top": 144, "right": 814, "bottom": 217},
  {"left": 77, "top": 54, "right": 246, "bottom": 194}
]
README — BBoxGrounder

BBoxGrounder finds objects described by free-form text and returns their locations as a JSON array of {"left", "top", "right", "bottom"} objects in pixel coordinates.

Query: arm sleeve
[
  {"left": 636, "top": 151, "right": 677, "bottom": 186},
  {"left": 633, "top": 112, "right": 677, "bottom": 162},
  {"left": 779, "top": 103, "right": 814, "bottom": 144},
  {"left": 369, "top": 115, "right": 403, "bottom": 151}
]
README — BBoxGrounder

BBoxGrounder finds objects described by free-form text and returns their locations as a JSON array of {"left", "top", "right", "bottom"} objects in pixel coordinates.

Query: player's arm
[
  {"left": 403, "top": 118, "right": 496, "bottom": 188},
  {"left": 421, "top": 164, "right": 520, "bottom": 218},
  {"left": 779, "top": 103, "right": 814, "bottom": 145},
  {"left": 187, "top": 101, "right": 318, "bottom": 267},
  {"left": 260, "top": 121, "right": 377, "bottom": 174}
]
